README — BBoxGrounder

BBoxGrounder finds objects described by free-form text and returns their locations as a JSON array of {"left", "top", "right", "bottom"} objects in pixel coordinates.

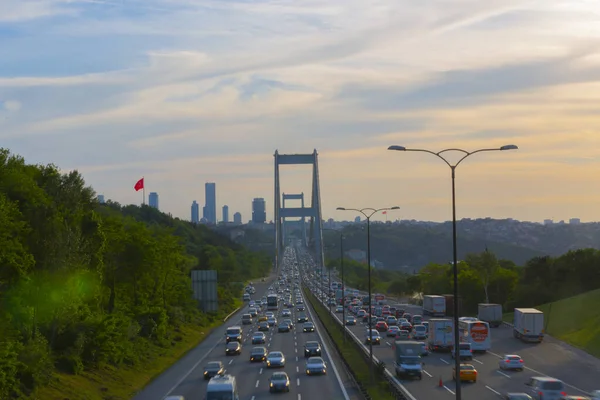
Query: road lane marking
[
  {"left": 298, "top": 395, "right": 301, "bottom": 400},
  {"left": 260, "top": 368, "right": 263, "bottom": 374},
  {"left": 296, "top": 366, "right": 299, "bottom": 372},
  {"left": 255, "top": 380, "right": 260, "bottom": 387},
  {"left": 496, "top": 370, "right": 510, "bottom": 378},
  {"left": 295, "top": 348, "right": 298, "bottom": 353},
  {"left": 440, "top": 358, "right": 450, "bottom": 364},
  {"left": 251, "top": 397, "right": 255, "bottom": 400},
  {"left": 228, "top": 359, "right": 233, "bottom": 364},
  {"left": 488, "top": 351, "right": 591, "bottom": 395},
  {"left": 486, "top": 385, "right": 502, "bottom": 395},
  {"left": 295, "top": 341, "right": 297, "bottom": 346},
  {"left": 385, "top": 341, "right": 391, "bottom": 346},
  {"left": 443, "top": 385, "right": 455, "bottom": 395},
  {"left": 473, "top": 358, "right": 483, "bottom": 365},
  {"left": 297, "top": 378, "right": 300, "bottom": 386},
  {"left": 423, "top": 369, "right": 433, "bottom": 377}
]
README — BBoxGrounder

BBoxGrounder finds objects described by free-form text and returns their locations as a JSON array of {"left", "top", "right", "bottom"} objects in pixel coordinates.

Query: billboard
[{"left": 191, "top": 270, "right": 218, "bottom": 313}]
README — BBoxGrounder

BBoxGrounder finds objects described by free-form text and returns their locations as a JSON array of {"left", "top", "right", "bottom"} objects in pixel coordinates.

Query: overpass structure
[{"left": 274, "top": 150, "right": 324, "bottom": 271}]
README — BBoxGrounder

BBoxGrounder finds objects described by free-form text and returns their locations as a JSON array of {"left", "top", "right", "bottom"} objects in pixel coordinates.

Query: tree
[{"left": 465, "top": 250, "right": 499, "bottom": 303}]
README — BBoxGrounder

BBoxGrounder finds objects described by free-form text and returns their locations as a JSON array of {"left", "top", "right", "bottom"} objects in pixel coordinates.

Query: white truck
[
  {"left": 513, "top": 308, "right": 544, "bottom": 343},
  {"left": 392, "top": 341, "right": 423, "bottom": 380},
  {"left": 423, "top": 295, "right": 446, "bottom": 317},
  {"left": 427, "top": 318, "right": 454, "bottom": 351},
  {"left": 478, "top": 303, "right": 503, "bottom": 327}
]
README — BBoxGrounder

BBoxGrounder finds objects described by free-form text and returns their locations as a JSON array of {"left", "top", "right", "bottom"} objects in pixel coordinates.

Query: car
[
  {"left": 305, "top": 356, "right": 327, "bottom": 375},
  {"left": 283, "top": 318, "right": 294, "bottom": 329},
  {"left": 278, "top": 322, "right": 291, "bottom": 332},
  {"left": 412, "top": 315, "right": 423, "bottom": 325},
  {"left": 266, "top": 312, "right": 275, "bottom": 318},
  {"left": 203, "top": 361, "right": 225, "bottom": 380},
  {"left": 267, "top": 317, "right": 277, "bottom": 327},
  {"left": 365, "top": 329, "right": 381, "bottom": 345},
  {"left": 304, "top": 341, "right": 322, "bottom": 357},
  {"left": 387, "top": 325, "right": 400, "bottom": 337},
  {"left": 399, "top": 321, "right": 412, "bottom": 331},
  {"left": 250, "top": 346, "right": 267, "bottom": 362},
  {"left": 297, "top": 314, "right": 308, "bottom": 323},
  {"left": 452, "top": 363, "right": 477, "bottom": 383},
  {"left": 225, "top": 341, "right": 241, "bottom": 356},
  {"left": 335, "top": 305, "right": 344, "bottom": 313},
  {"left": 258, "top": 315, "right": 268, "bottom": 322},
  {"left": 269, "top": 371, "right": 291, "bottom": 393},
  {"left": 303, "top": 322, "right": 315, "bottom": 332},
  {"left": 248, "top": 308, "right": 258, "bottom": 317},
  {"left": 252, "top": 332, "right": 266, "bottom": 344},
  {"left": 386, "top": 316, "right": 398, "bottom": 326},
  {"left": 297, "top": 305, "right": 306, "bottom": 311},
  {"left": 412, "top": 325, "right": 428, "bottom": 340},
  {"left": 375, "top": 321, "right": 388, "bottom": 332},
  {"left": 258, "top": 321, "right": 269, "bottom": 331},
  {"left": 499, "top": 355, "right": 525, "bottom": 371},
  {"left": 266, "top": 351, "right": 286, "bottom": 368},
  {"left": 281, "top": 309, "right": 291, "bottom": 317},
  {"left": 345, "top": 316, "right": 356, "bottom": 325}
]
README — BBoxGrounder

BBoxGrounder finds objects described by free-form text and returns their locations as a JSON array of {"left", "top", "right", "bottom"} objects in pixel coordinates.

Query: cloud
[{"left": 2, "top": 0, "right": 600, "bottom": 223}]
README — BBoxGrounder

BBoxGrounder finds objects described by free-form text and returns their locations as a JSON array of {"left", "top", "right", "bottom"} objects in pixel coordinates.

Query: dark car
[
  {"left": 304, "top": 341, "right": 322, "bottom": 357},
  {"left": 203, "top": 361, "right": 225, "bottom": 380},
  {"left": 303, "top": 322, "right": 315, "bottom": 332},
  {"left": 297, "top": 314, "right": 308, "bottom": 323},
  {"left": 249, "top": 346, "right": 267, "bottom": 362},
  {"left": 225, "top": 341, "right": 241, "bottom": 355},
  {"left": 269, "top": 371, "right": 290, "bottom": 393}
]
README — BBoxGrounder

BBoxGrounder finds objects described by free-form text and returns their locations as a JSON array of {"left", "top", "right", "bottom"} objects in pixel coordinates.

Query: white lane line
[
  {"left": 473, "top": 358, "right": 484, "bottom": 365},
  {"left": 443, "top": 385, "right": 455, "bottom": 395},
  {"left": 296, "top": 356, "right": 299, "bottom": 362},
  {"left": 295, "top": 341, "right": 297, "bottom": 346},
  {"left": 496, "top": 370, "right": 510, "bottom": 378},
  {"left": 488, "top": 351, "right": 591, "bottom": 395},
  {"left": 251, "top": 397, "right": 255, "bottom": 400},
  {"left": 486, "top": 385, "right": 502, "bottom": 396},
  {"left": 228, "top": 359, "right": 233, "bottom": 364},
  {"left": 297, "top": 378, "right": 300, "bottom": 386},
  {"left": 255, "top": 379, "right": 260, "bottom": 388},
  {"left": 260, "top": 368, "right": 263, "bottom": 374},
  {"left": 385, "top": 341, "right": 391, "bottom": 346},
  {"left": 295, "top": 348, "right": 298, "bottom": 353},
  {"left": 298, "top": 394, "right": 301, "bottom": 400},
  {"left": 296, "top": 366, "right": 299, "bottom": 373},
  {"left": 440, "top": 358, "right": 450, "bottom": 365},
  {"left": 423, "top": 369, "right": 433, "bottom": 378},
  {"left": 163, "top": 336, "right": 224, "bottom": 397}
]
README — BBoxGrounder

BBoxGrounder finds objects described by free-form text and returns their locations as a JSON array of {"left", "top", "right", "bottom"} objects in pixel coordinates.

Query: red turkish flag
[{"left": 134, "top": 178, "right": 144, "bottom": 191}]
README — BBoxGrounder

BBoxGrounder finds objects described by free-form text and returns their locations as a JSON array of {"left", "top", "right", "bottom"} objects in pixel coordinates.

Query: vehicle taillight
[
  {"left": 560, "top": 392, "right": 566, "bottom": 396},
  {"left": 519, "top": 360, "right": 524, "bottom": 363}
]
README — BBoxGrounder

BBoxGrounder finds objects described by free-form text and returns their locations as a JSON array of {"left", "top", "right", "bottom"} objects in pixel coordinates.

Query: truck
[
  {"left": 513, "top": 308, "right": 544, "bottom": 343},
  {"left": 442, "top": 294, "right": 463, "bottom": 317},
  {"left": 423, "top": 295, "right": 446, "bottom": 317},
  {"left": 392, "top": 341, "right": 423, "bottom": 379},
  {"left": 478, "top": 303, "right": 503, "bottom": 327},
  {"left": 427, "top": 318, "right": 454, "bottom": 351}
]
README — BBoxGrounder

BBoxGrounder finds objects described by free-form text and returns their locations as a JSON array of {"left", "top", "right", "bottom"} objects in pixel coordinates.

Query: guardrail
[
  {"left": 223, "top": 307, "right": 240, "bottom": 322},
  {"left": 312, "top": 290, "right": 419, "bottom": 400},
  {"left": 305, "top": 288, "right": 415, "bottom": 400}
]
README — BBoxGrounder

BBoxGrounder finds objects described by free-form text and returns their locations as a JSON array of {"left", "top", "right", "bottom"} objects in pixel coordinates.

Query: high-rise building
[
  {"left": 569, "top": 218, "right": 581, "bottom": 224},
  {"left": 222, "top": 205, "right": 229, "bottom": 223},
  {"left": 252, "top": 198, "right": 266, "bottom": 224},
  {"left": 204, "top": 183, "right": 217, "bottom": 224},
  {"left": 97, "top": 194, "right": 105, "bottom": 204},
  {"left": 149, "top": 192, "right": 159, "bottom": 209},
  {"left": 191, "top": 201, "right": 200, "bottom": 223},
  {"left": 233, "top": 212, "right": 242, "bottom": 225}
]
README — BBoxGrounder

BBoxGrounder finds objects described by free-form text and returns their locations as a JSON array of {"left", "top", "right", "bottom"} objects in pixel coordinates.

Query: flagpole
[{"left": 142, "top": 176, "right": 145, "bottom": 205}]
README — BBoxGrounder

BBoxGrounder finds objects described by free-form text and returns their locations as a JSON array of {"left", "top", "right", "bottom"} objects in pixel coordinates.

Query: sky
[{"left": 1, "top": 0, "right": 600, "bottom": 223}]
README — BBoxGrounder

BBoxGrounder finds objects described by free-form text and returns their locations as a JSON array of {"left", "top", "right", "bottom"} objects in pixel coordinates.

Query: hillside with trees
[{"left": 0, "top": 148, "right": 271, "bottom": 399}]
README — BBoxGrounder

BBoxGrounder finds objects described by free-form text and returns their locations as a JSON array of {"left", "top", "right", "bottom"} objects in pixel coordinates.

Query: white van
[{"left": 205, "top": 374, "right": 239, "bottom": 400}]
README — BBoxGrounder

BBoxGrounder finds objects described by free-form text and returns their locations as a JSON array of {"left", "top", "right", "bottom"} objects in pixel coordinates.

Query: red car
[{"left": 375, "top": 321, "right": 388, "bottom": 332}]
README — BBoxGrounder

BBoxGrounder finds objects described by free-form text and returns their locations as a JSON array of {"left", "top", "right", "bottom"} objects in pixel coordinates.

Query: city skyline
[{"left": 3, "top": 1, "right": 600, "bottom": 223}]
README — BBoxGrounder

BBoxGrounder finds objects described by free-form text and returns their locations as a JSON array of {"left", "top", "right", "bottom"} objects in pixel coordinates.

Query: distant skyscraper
[
  {"left": 97, "top": 194, "right": 105, "bottom": 204},
  {"left": 252, "top": 198, "right": 266, "bottom": 224},
  {"left": 149, "top": 192, "right": 159, "bottom": 209},
  {"left": 205, "top": 183, "right": 217, "bottom": 224},
  {"left": 233, "top": 212, "right": 242, "bottom": 225},
  {"left": 222, "top": 205, "right": 229, "bottom": 223},
  {"left": 191, "top": 201, "right": 200, "bottom": 223}
]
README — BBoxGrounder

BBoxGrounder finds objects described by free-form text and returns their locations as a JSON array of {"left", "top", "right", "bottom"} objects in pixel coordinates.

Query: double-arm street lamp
[
  {"left": 387, "top": 144, "right": 517, "bottom": 400},
  {"left": 336, "top": 206, "right": 400, "bottom": 381}
]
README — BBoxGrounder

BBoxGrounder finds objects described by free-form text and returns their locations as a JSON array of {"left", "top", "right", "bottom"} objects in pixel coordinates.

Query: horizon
[{"left": 2, "top": 1, "right": 600, "bottom": 223}]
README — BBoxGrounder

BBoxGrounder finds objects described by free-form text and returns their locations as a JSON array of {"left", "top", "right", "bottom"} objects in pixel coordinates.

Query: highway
[
  {"left": 321, "top": 299, "right": 599, "bottom": 399},
  {"left": 134, "top": 269, "right": 352, "bottom": 400}
]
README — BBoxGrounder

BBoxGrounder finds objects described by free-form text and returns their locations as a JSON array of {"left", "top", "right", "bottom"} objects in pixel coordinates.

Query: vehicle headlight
[{"left": 270, "top": 383, "right": 273, "bottom": 387}]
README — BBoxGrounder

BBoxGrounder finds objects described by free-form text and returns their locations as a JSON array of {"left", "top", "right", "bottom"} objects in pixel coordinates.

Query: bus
[
  {"left": 267, "top": 294, "right": 279, "bottom": 311},
  {"left": 458, "top": 320, "right": 491, "bottom": 351}
]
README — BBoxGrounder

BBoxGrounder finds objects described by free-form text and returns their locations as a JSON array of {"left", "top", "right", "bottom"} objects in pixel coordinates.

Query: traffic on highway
[
  {"left": 136, "top": 245, "right": 350, "bottom": 400},
  {"left": 304, "top": 266, "right": 600, "bottom": 400}
]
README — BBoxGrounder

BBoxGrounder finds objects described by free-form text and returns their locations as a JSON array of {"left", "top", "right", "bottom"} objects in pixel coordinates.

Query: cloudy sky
[{"left": 1, "top": 0, "right": 600, "bottom": 223}]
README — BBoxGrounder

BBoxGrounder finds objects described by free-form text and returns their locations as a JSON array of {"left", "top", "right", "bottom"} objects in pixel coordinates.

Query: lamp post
[
  {"left": 387, "top": 144, "right": 517, "bottom": 400},
  {"left": 336, "top": 206, "right": 400, "bottom": 382},
  {"left": 323, "top": 229, "right": 347, "bottom": 340}
]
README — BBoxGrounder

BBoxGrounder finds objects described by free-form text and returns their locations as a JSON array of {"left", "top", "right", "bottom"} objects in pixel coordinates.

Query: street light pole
[
  {"left": 341, "top": 233, "right": 346, "bottom": 342},
  {"left": 336, "top": 206, "right": 400, "bottom": 382},
  {"left": 387, "top": 144, "right": 517, "bottom": 400}
]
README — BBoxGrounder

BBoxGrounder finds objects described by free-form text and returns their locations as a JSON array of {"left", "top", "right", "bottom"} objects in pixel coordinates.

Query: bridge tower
[
  {"left": 274, "top": 150, "right": 324, "bottom": 271},
  {"left": 282, "top": 193, "right": 307, "bottom": 247}
]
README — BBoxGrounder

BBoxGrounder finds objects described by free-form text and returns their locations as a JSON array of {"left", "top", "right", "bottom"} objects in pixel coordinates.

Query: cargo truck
[
  {"left": 513, "top": 308, "right": 544, "bottom": 343},
  {"left": 423, "top": 295, "right": 446, "bottom": 317},
  {"left": 442, "top": 294, "right": 463, "bottom": 317},
  {"left": 427, "top": 318, "right": 454, "bottom": 352},
  {"left": 392, "top": 341, "right": 423, "bottom": 379},
  {"left": 478, "top": 303, "right": 503, "bottom": 327}
]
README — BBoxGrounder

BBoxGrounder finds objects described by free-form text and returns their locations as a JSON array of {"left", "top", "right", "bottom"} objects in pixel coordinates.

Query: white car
[
  {"left": 387, "top": 325, "right": 400, "bottom": 337},
  {"left": 499, "top": 354, "right": 524, "bottom": 371}
]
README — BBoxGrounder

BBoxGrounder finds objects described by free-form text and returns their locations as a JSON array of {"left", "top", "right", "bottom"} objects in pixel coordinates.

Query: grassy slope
[
  {"left": 31, "top": 299, "right": 242, "bottom": 400},
  {"left": 503, "top": 289, "right": 600, "bottom": 358}
]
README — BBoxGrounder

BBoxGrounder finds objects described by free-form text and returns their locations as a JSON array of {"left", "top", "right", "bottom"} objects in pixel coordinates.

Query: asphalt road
[
  {"left": 322, "top": 300, "right": 599, "bottom": 400},
  {"left": 133, "top": 275, "right": 351, "bottom": 400}
]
